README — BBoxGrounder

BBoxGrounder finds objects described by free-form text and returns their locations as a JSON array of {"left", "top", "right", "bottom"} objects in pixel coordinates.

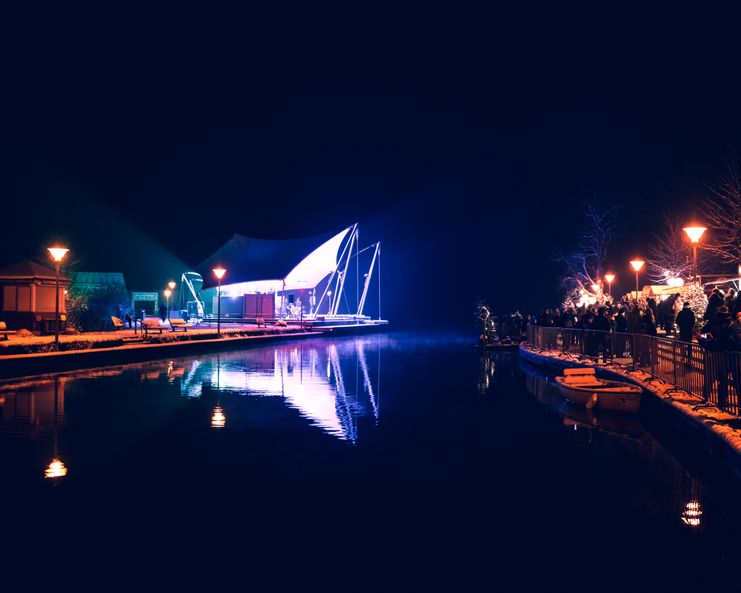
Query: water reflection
[
  {"left": 477, "top": 351, "right": 517, "bottom": 395},
  {"left": 0, "top": 376, "right": 69, "bottom": 480},
  {"left": 1, "top": 376, "right": 66, "bottom": 427},
  {"left": 211, "top": 405, "right": 226, "bottom": 429},
  {"left": 519, "top": 359, "right": 714, "bottom": 532},
  {"left": 143, "top": 336, "right": 383, "bottom": 442}
]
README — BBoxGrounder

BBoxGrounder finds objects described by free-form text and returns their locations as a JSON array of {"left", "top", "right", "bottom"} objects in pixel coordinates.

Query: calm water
[{"left": 2, "top": 332, "right": 740, "bottom": 586}]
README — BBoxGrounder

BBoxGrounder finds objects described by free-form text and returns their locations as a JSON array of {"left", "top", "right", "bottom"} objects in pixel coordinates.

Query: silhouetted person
[
  {"left": 591, "top": 307, "right": 612, "bottom": 362},
  {"left": 676, "top": 302, "right": 695, "bottom": 343}
]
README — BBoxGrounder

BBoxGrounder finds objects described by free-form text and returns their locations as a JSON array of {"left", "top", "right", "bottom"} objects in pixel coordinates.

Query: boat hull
[{"left": 554, "top": 376, "right": 642, "bottom": 413}]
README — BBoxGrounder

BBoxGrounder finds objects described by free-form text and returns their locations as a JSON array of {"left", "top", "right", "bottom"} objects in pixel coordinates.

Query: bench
[
  {"left": 111, "top": 316, "right": 124, "bottom": 331},
  {"left": 0, "top": 321, "right": 16, "bottom": 341},
  {"left": 141, "top": 318, "right": 167, "bottom": 336},
  {"left": 169, "top": 318, "right": 193, "bottom": 332}
]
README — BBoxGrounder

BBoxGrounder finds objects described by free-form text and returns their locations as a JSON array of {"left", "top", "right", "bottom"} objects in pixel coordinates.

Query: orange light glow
[
  {"left": 44, "top": 458, "right": 68, "bottom": 479},
  {"left": 604, "top": 273, "right": 615, "bottom": 284},
  {"left": 681, "top": 499, "right": 702, "bottom": 528},
  {"left": 629, "top": 259, "right": 645, "bottom": 272},
  {"left": 47, "top": 247, "right": 69, "bottom": 262},
  {"left": 164, "top": 288, "right": 172, "bottom": 298},
  {"left": 168, "top": 281, "right": 176, "bottom": 290},
  {"left": 212, "top": 267, "right": 227, "bottom": 280},
  {"left": 211, "top": 405, "right": 226, "bottom": 429},
  {"left": 683, "top": 226, "right": 707, "bottom": 244}
]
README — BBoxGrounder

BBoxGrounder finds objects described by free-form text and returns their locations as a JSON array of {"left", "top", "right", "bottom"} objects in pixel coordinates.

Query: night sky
[{"left": 3, "top": 9, "right": 741, "bottom": 328}]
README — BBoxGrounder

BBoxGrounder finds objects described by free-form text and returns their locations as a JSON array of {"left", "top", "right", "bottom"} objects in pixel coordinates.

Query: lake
[{"left": 1, "top": 332, "right": 739, "bottom": 587}]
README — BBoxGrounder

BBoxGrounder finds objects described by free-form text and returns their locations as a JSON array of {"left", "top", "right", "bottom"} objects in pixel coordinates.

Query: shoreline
[
  {"left": 0, "top": 330, "right": 324, "bottom": 381},
  {"left": 519, "top": 341, "right": 741, "bottom": 485}
]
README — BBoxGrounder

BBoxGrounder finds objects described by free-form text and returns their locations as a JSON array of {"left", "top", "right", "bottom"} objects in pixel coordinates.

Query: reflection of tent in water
[{"left": 179, "top": 338, "right": 381, "bottom": 442}]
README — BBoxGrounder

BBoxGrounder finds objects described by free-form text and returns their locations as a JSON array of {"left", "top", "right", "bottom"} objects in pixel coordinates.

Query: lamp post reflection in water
[
  {"left": 211, "top": 354, "right": 226, "bottom": 429},
  {"left": 44, "top": 377, "right": 67, "bottom": 481},
  {"left": 681, "top": 499, "right": 703, "bottom": 528}
]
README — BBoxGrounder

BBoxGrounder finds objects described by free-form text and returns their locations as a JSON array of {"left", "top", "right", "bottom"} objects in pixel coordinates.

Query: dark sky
[{"left": 3, "top": 9, "right": 741, "bottom": 328}]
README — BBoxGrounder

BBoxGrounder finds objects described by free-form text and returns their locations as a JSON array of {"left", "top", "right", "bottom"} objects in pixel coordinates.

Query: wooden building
[{"left": 0, "top": 260, "right": 70, "bottom": 331}]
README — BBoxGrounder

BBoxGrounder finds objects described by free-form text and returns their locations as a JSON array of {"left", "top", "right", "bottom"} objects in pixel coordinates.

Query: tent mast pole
[
  {"left": 356, "top": 228, "right": 359, "bottom": 318},
  {"left": 357, "top": 242, "right": 379, "bottom": 317},
  {"left": 332, "top": 225, "right": 357, "bottom": 316},
  {"left": 314, "top": 225, "right": 354, "bottom": 317},
  {"left": 378, "top": 243, "right": 381, "bottom": 320}
]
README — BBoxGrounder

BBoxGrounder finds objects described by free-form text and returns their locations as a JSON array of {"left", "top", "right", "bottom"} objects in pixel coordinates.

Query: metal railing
[{"left": 527, "top": 325, "right": 741, "bottom": 416}]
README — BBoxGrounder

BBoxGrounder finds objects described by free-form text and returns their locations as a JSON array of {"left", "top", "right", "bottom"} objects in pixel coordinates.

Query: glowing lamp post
[
  {"left": 604, "top": 273, "right": 615, "bottom": 296},
  {"left": 212, "top": 267, "right": 226, "bottom": 337},
  {"left": 167, "top": 281, "right": 176, "bottom": 315},
  {"left": 683, "top": 225, "right": 706, "bottom": 282},
  {"left": 164, "top": 288, "right": 172, "bottom": 319},
  {"left": 629, "top": 259, "right": 645, "bottom": 302},
  {"left": 47, "top": 247, "right": 69, "bottom": 350}
]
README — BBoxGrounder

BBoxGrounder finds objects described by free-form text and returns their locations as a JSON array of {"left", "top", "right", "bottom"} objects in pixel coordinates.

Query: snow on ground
[
  {"left": 521, "top": 342, "right": 741, "bottom": 459},
  {"left": 0, "top": 324, "right": 307, "bottom": 354}
]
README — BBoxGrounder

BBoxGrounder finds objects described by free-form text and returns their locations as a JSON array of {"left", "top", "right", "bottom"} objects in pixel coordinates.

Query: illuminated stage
[{"left": 188, "top": 224, "right": 387, "bottom": 330}]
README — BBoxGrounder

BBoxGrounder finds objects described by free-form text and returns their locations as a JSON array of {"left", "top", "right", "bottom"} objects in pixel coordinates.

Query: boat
[{"left": 554, "top": 367, "right": 642, "bottom": 413}]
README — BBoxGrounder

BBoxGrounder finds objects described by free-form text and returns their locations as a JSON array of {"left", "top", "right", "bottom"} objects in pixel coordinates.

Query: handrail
[{"left": 527, "top": 325, "right": 741, "bottom": 416}]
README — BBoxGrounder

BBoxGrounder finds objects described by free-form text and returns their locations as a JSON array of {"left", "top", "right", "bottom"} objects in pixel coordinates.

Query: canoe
[{"left": 554, "top": 368, "right": 642, "bottom": 413}]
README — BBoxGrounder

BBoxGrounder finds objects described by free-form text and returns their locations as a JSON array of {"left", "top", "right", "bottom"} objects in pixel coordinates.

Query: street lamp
[
  {"left": 212, "top": 267, "right": 226, "bottom": 337},
  {"left": 47, "top": 247, "right": 69, "bottom": 350},
  {"left": 167, "top": 280, "right": 176, "bottom": 314},
  {"left": 629, "top": 259, "right": 645, "bottom": 302},
  {"left": 683, "top": 225, "right": 706, "bottom": 283},
  {"left": 163, "top": 288, "right": 172, "bottom": 319},
  {"left": 604, "top": 273, "right": 615, "bottom": 296}
]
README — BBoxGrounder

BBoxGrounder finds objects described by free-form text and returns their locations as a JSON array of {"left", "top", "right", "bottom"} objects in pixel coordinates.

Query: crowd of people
[
  {"left": 486, "top": 286, "right": 741, "bottom": 357},
  {"left": 533, "top": 287, "right": 741, "bottom": 349},
  {"left": 529, "top": 287, "right": 741, "bottom": 406}
]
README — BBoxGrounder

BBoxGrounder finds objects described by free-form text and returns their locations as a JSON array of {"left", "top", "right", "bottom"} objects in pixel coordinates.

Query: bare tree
[
  {"left": 647, "top": 213, "right": 692, "bottom": 283},
  {"left": 554, "top": 202, "right": 620, "bottom": 305},
  {"left": 701, "top": 156, "right": 741, "bottom": 269}
]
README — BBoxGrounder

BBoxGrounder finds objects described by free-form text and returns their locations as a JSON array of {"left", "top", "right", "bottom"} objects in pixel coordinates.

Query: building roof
[
  {"left": 71, "top": 272, "right": 126, "bottom": 287},
  {"left": 0, "top": 260, "right": 71, "bottom": 281},
  {"left": 196, "top": 226, "right": 353, "bottom": 290}
]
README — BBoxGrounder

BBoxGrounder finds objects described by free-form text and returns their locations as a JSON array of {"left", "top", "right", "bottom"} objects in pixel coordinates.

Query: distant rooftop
[
  {"left": 0, "top": 260, "right": 69, "bottom": 281},
  {"left": 70, "top": 272, "right": 126, "bottom": 293}
]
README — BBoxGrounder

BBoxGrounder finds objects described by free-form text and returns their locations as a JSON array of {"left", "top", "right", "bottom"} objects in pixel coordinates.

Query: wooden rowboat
[{"left": 554, "top": 368, "right": 642, "bottom": 414}]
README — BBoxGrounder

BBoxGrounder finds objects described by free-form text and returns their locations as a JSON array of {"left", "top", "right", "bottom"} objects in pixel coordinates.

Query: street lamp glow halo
[
  {"left": 168, "top": 281, "right": 176, "bottom": 290},
  {"left": 629, "top": 259, "right": 645, "bottom": 272},
  {"left": 212, "top": 267, "right": 227, "bottom": 280},
  {"left": 164, "top": 288, "right": 172, "bottom": 298},
  {"left": 683, "top": 226, "right": 707, "bottom": 244},
  {"left": 604, "top": 273, "right": 616, "bottom": 284},
  {"left": 47, "top": 247, "right": 69, "bottom": 262}
]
